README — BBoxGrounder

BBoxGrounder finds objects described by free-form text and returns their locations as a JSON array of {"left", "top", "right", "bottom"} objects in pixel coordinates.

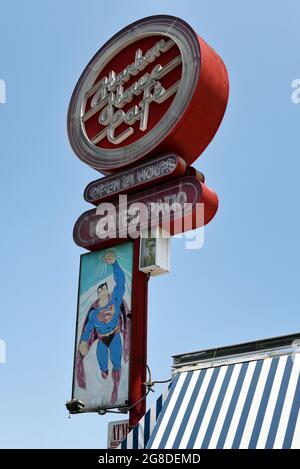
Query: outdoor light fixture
[
  {"left": 139, "top": 227, "right": 171, "bottom": 276},
  {"left": 65, "top": 398, "right": 85, "bottom": 414}
]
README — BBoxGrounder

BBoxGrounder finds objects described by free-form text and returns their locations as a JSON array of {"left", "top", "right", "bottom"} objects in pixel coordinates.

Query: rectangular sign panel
[
  {"left": 107, "top": 420, "right": 129, "bottom": 449},
  {"left": 72, "top": 241, "right": 133, "bottom": 410}
]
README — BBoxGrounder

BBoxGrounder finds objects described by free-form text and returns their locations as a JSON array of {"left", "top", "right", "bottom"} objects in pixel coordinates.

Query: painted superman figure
[{"left": 76, "top": 251, "right": 130, "bottom": 404}]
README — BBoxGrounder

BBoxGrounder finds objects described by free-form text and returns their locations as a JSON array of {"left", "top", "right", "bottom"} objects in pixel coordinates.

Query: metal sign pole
[{"left": 129, "top": 238, "right": 149, "bottom": 429}]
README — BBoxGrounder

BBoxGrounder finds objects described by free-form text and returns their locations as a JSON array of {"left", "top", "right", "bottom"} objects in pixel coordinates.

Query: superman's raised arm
[{"left": 112, "top": 261, "right": 125, "bottom": 310}]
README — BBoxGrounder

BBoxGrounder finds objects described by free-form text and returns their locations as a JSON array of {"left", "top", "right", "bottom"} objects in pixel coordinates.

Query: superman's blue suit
[{"left": 80, "top": 261, "right": 125, "bottom": 375}]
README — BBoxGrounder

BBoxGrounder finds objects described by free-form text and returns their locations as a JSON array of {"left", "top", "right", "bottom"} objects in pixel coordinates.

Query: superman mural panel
[{"left": 73, "top": 242, "right": 133, "bottom": 409}]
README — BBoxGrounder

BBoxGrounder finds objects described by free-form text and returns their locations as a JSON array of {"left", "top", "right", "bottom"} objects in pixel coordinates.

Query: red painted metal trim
[
  {"left": 139, "top": 34, "right": 229, "bottom": 168},
  {"left": 185, "top": 165, "right": 205, "bottom": 183},
  {"left": 129, "top": 238, "right": 148, "bottom": 428}
]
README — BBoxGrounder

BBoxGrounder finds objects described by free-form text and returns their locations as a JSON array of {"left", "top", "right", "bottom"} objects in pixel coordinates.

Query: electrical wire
[{"left": 96, "top": 364, "right": 173, "bottom": 415}]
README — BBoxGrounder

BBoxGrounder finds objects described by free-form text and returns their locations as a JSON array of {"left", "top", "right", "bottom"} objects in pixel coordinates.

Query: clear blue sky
[{"left": 0, "top": 0, "right": 299, "bottom": 449}]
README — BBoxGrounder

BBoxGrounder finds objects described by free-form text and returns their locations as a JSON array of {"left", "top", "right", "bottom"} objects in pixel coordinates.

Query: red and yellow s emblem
[{"left": 97, "top": 304, "right": 115, "bottom": 324}]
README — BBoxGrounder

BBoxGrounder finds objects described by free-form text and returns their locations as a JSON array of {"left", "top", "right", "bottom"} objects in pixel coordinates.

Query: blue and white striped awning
[
  {"left": 146, "top": 354, "right": 300, "bottom": 449},
  {"left": 118, "top": 386, "right": 170, "bottom": 449}
]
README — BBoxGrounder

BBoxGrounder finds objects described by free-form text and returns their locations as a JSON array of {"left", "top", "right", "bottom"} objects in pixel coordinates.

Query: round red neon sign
[{"left": 68, "top": 15, "right": 229, "bottom": 174}]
